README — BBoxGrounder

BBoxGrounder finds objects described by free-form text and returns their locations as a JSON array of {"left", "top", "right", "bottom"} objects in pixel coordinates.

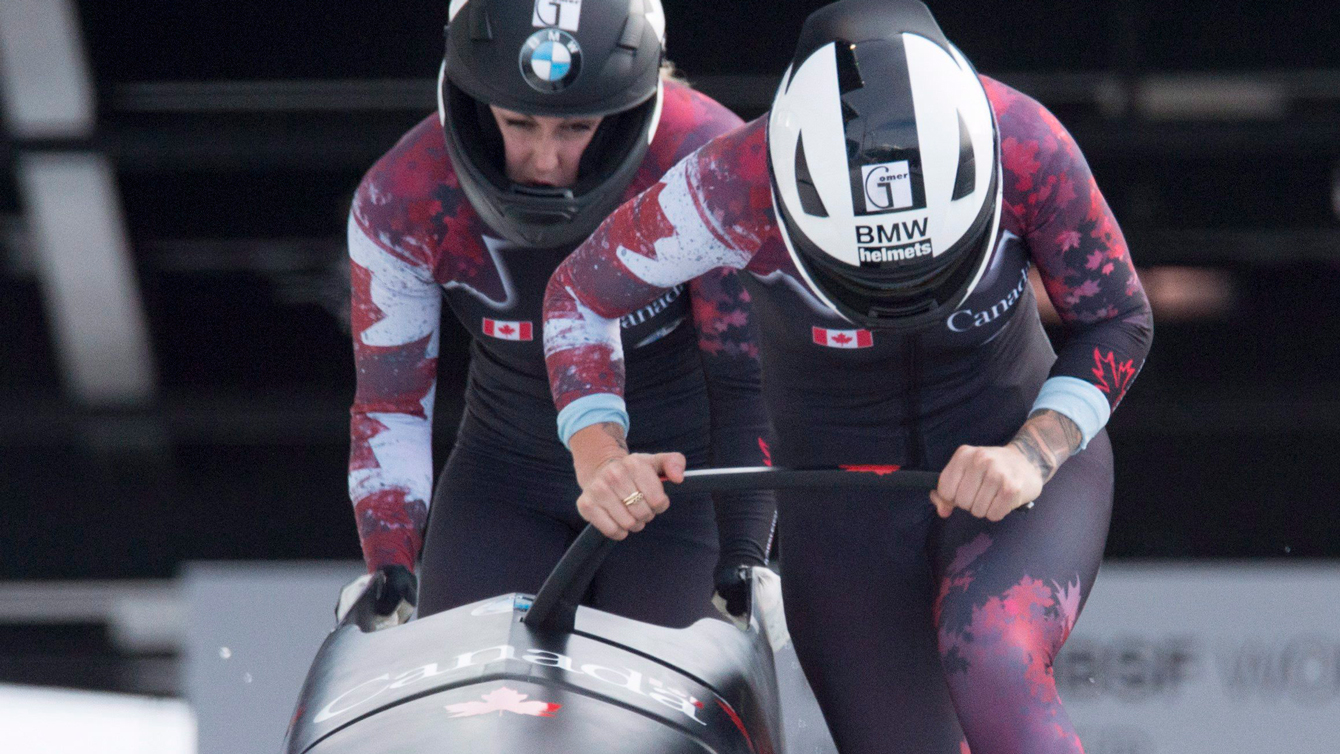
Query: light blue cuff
[
  {"left": 1030, "top": 376, "right": 1111, "bottom": 450},
  {"left": 557, "top": 393, "right": 630, "bottom": 449}
]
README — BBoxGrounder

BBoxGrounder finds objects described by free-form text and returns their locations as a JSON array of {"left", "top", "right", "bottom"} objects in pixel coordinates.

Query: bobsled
[
  {"left": 283, "top": 465, "right": 938, "bottom": 754},
  {"left": 283, "top": 527, "right": 784, "bottom": 754}
]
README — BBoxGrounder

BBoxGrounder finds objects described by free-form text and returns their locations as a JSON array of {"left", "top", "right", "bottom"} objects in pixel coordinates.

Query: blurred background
[{"left": 1, "top": 0, "right": 1337, "bottom": 751}]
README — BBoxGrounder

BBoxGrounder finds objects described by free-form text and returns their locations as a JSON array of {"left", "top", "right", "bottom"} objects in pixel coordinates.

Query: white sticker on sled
[{"left": 752, "top": 567, "right": 792, "bottom": 652}]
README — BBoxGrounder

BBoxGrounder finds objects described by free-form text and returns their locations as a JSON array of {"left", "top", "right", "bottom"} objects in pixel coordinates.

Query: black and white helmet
[
  {"left": 440, "top": 0, "right": 667, "bottom": 248},
  {"left": 767, "top": 0, "right": 1002, "bottom": 330}
]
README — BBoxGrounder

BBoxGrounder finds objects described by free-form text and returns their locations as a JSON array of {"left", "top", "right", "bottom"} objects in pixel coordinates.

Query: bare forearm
[
  {"left": 569, "top": 422, "right": 629, "bottom": 486},
  {"left": 1008, "top": 409, "right": 1083, "bottom": 484}
]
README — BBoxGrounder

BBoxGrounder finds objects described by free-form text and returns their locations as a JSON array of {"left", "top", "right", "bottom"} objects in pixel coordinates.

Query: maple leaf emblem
[
  {"left": 832, "top": 333, "right": 853, "bottom": 345},
  {"left": 443, "top": 687, "right": 562, "bottom": 719},
  {"left": 1063, "top": 279, "right": 1102, "bottom": 305},
  {"left": 1091, "top": 348, "right": 1137, "bottom": 400},
  {"left": 498, "top": 324, "right": 515, "bottom": 336}
]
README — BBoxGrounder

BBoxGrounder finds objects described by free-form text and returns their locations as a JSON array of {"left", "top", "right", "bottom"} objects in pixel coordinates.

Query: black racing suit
[
  {"left": 543, "top": 78, "right": 1153, "bottom": 752},
  {"left": 348, "top": 80, "right": 774, "bottom": 627}
]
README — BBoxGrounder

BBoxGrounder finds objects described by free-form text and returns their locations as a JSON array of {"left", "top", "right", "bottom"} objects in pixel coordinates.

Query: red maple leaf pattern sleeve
[
  {"left": 544, "top": 122, "right": 772, "bottom": 440},
  {"left": 992, "top": 81, "right": 1153, "bottom": 415},
  {"left": 689, "top": 268, "right": 775, "bottom": 566},
  {"left": 347, "top": 205, "right": 440, "bottom": 573}
]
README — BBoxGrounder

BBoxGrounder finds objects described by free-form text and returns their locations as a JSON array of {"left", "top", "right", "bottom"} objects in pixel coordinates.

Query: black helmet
[
  {"left": 439, "top": 0, "right": 667, "bottom": 248},
  {"left": 767, "top": 0, "right": 1002, "bottom": 330}
]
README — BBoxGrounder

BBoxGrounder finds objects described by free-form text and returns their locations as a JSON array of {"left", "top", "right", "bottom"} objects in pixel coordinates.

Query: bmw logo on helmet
[{"left": 519, "top": 28, "right": 583, "bottom": 93}]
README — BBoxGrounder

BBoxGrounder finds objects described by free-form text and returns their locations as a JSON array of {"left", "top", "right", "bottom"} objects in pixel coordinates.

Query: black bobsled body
[{"left": 285, "top": 584, "right": 782, "bottom": 754}]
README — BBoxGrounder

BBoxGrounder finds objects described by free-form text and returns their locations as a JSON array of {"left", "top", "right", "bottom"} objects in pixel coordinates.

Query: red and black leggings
[{"left": 777, "top": 431, "right": 1113, "bottom": 754}]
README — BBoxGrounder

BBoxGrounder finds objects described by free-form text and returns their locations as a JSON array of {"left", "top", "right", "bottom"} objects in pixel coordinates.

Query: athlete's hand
[
  {"left": 576, "top": 452, "right": 686, "bottom": 539},
  {"left": 570, "top": 422, "right": 686, "bottom": 540},
  {"left": 712, "top": 562, "right": 756, "bottom": 629},
  {"left": 930, "top": 444, "right": 1043, "bottom": 521},
  {"left": 335, "top": 564, "right": 418, "bottom": 630}
]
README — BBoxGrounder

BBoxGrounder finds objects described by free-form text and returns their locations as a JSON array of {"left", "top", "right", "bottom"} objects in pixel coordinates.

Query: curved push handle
[{"left": 523, "top": 525, "right": 616, "bottom": 633}]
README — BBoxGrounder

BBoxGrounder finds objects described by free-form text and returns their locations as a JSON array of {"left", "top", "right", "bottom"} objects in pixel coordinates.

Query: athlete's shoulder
[
  {"left": 981, "top": 75, "right": 1090, "bottom": 228},
  {"left": 986, "top": 76, "right": 1077, "bottom": 150},
  {"left": 690, "top": 116, "right": 770, "bottom": 196},
  {"left": 356, "top": 114, "right": 456, "bottom": 211},
  {"left": 681, "top": 116, "right": 777, "bottom": 254},
  {"left": 982, "top": 75, "right": 1082, "bottom": 169},
  {"left": 647, "top": 78, "right": 747, "bottom": 170},
  {"left": 351, "top": 114, "right": 480, "bottom": 274}
]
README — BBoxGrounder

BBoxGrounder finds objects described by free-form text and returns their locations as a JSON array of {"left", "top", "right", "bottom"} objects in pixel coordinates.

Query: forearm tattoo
[
  {"left": 597, "top": 422, "right": 629, "bottom": 453},
  {"left": 1009, "top": 409, "right": 1083, "bottom": 482}
]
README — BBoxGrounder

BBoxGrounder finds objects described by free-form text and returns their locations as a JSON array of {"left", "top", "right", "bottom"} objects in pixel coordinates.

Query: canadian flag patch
[
  {"left": 812, "top": 326, "right": 873, "bottom": 349},
  {"left": 482, "top": 318, "right": 534, "bottom": 341}
]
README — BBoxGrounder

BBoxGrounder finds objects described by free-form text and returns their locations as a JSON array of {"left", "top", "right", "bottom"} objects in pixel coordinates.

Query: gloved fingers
[
  {"left": 712, "top": 592, "right": 750, "bottom": 630},
  {"left": 338, "top": 566, "right": 418, "bottom": 630},
  {"left": 374, "top": 565, "right": 419, "bottom": 614},
  {"left": 371, "top": 598, "right": 415, "bottom": 631},
  {"left": 712, "top": 563, "right": 758, "bottom": 629}
]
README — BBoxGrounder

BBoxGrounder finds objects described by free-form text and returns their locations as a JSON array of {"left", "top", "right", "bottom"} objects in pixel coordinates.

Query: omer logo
[
  {"left": 533, "top": 0, "right": 582, "bottom": 32},
  {"left": 861, "top": 160, "right": 914, "bottom": 212}
]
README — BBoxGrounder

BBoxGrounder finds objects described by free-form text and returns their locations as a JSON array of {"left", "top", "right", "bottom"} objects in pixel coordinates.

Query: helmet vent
[
  {"left": 951, "top": 109, "right": 976, "bottom": 200},
  {"left": 794, "top": 135, "right": 829, "bottom": 217},
  {"left": 618, "top": 12, "right": 645, "bottom": 51},
  {"left": 834, "top": 41, "right": 864, "bottom": 95},
  {"left": 469, "top": 2, "right": 493, "bottom": 41}
]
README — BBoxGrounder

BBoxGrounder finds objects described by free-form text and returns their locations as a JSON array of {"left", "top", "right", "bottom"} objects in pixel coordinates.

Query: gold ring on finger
[{"left": 621, "top": 491, "right": 646, "bottom": 508}]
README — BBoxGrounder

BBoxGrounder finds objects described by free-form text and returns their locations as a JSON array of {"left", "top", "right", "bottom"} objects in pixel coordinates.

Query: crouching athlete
[
  {"left": 344, "top": 0, "right": 774, "bottom": 630},
  {"left": 542, "top": 1, "right": 1154, "bottom": 751}
]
